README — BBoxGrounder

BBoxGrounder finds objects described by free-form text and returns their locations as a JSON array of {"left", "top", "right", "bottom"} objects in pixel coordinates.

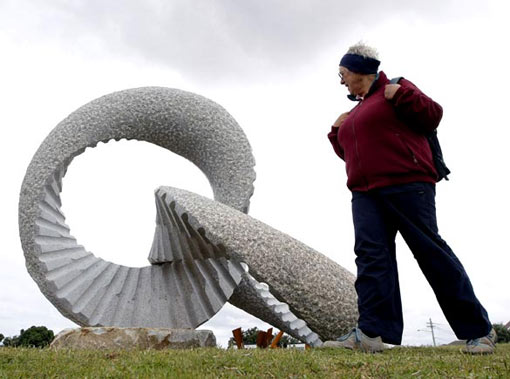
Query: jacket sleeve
[
  {"left": 327, "top": 126, "right": 345, "bottom": 160},
  {"left": 391, "top": 79, "right": 443, "bottom": 133}
]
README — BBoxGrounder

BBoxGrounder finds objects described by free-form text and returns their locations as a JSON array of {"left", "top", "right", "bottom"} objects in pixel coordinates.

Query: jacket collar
[{"left": 347, "top": 71, "right": 388, "bottom": 102}]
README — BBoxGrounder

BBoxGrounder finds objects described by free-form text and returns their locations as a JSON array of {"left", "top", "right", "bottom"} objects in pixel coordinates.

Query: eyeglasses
[{"left": 338, "top": 72, "right": 345, "bottom": 81}]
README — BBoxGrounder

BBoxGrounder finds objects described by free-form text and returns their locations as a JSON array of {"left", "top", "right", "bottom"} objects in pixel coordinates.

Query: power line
[
  {"left": 417, "top": 318, "right": 439, "bottom": 346},
  {"left": 428, "top": 318, "right": 436, "bottom": 347}
]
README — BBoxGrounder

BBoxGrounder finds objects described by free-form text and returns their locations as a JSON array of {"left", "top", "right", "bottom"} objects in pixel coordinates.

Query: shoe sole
[{"left": 322, "top": 341, "right": 385, "bottom": 353}]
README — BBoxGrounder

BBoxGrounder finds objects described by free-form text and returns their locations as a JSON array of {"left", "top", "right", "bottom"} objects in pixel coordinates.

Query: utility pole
[{"left": 427, "top": 318, "right": 436, "bottom": 347}]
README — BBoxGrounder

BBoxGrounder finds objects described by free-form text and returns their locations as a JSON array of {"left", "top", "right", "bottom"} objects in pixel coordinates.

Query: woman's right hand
[{"left": 333, "top": 112, "right": 350, "bottom": 128}]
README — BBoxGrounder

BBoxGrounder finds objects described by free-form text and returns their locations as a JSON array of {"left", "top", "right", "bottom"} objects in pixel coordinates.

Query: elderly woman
[{"left": 325, "top": 42, "right": 495, "bottom": 354}]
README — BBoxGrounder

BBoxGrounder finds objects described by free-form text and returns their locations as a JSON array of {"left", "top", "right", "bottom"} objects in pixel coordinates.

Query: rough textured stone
[
  {"left": 156, "top": 187, "right": 358, "bottom": 342},
  {"left": 50, "top": 327, "right": 216, "bottom": 350},
  {"left": 152, "top": 192, "right": 324, "bottom": 346}
]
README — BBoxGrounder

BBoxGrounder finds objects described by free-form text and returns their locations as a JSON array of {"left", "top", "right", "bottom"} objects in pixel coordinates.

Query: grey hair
[{"left": 346, "top": 42, "right": 380, "bottom": 60}]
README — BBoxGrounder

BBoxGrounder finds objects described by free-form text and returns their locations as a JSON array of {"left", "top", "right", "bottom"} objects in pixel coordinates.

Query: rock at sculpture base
[{"left": 50, "top": 327, "right": 216, "bottom": 350}]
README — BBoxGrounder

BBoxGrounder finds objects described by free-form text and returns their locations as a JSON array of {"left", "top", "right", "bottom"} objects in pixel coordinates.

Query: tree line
[
  {"left": 0, "top": 326, "right": 54, "bottom": 348},
  {"left": 493, "top": 324, "right": 510, "bottom": 343}
]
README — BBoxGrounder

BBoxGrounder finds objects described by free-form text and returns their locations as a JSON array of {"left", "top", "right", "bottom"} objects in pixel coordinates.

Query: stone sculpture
[{"left": 19, "top": 87, "right": 358, "bottom": 347}]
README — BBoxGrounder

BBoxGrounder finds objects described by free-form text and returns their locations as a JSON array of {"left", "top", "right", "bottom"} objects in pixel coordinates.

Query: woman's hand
[
  {"left": 384, "top": 84, "right": 401, "bottom": 100},
  {"left": 333, "top": 112, "right": 350, "bottom": 128}
]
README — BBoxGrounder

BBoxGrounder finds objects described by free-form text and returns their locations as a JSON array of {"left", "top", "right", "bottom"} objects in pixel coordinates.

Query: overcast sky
[{"left": 1, "top": 0, "right": 509, "bottom": 348}]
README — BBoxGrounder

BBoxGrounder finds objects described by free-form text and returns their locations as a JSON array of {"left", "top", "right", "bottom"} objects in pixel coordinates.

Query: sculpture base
[{"left": 50, "top": 327, "right": 216, "bottom": 350}]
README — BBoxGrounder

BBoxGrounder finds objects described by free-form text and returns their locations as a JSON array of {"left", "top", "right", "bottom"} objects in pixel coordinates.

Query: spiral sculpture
[{"left": 19, "top": 87, "right": 358, "bottom": 346}]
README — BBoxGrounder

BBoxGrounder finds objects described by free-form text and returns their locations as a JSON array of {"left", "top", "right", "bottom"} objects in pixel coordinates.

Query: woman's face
[{"left": 339, "top": 66, "right": 364, "bottom": 96}]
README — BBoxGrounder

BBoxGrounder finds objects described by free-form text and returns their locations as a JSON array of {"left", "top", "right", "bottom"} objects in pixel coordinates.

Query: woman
[{"left": 325, "top": 42, "right": 495, "bottom": 354}]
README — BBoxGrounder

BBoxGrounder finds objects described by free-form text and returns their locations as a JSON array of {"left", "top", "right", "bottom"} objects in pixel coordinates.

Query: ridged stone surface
[
  {"left": 19, "top": 87, "right": 255, "bottom": 328},
  {"left": 229, "top": 265, "right": 322, "bottom": 346},
  {"left": 156, "top": 186, "right": 358, "bottom": 342}
]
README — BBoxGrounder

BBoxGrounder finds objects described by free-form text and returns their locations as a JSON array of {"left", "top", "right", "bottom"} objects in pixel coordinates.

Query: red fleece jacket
[{"left": 328, "top": 71, "right": 442, "bottom": 191}]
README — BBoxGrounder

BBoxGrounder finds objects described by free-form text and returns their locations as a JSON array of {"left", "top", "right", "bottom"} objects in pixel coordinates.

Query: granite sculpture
[{"left": 19, "top": 87, "right": 358, "bottom": 347}]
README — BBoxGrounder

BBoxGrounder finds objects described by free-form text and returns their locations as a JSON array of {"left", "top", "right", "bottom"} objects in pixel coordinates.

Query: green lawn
[{"left": 1, "top": 344, "right": 509, "bottom": 378}]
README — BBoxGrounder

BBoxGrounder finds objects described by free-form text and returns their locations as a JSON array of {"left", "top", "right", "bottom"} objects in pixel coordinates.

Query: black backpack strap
[
  {"left": 427, "top": 131, "right": 450, "bottom": 181},
  {"left": 390, "top": 76, "right": 450, "bottom": 181}
]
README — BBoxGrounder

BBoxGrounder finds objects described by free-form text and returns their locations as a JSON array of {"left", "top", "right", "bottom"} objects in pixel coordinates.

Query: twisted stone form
[
  {"left": 151, "top": 189, "right": 323, "bottom": 345},
  {"left": 36, "top": 166, "right": 245, "bottom": 328},
  {"left": 19, "top": 87, "right": 358, "bottom": 346},
  {"left": 155, "top": 187, "right": 357, "bottom": 343}
]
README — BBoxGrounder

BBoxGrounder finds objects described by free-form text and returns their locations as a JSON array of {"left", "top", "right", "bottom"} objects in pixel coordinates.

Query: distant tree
[
  {"left": 277, "top": 334, "right": 301, "bottom": 348},
  {"left": 242, "top": 327, "right": 260, "bottom": 345},
  {"left": 2, "top": 326, "right": 54, "bottom": 348},
  {"left": 493, "top": 323, "right": 510, "bottom": 343},
  {"left": 17, "top": 326, "right": 54, "bottom": 348},
  {"left": 0, "top": 333, "right": 4, "bottom": 344},
  {"left": 228, "top": 327, "right": 260, "bottom": 347},
  {"left": 2, "top": 336, "right": 19, "bottom": 347}
]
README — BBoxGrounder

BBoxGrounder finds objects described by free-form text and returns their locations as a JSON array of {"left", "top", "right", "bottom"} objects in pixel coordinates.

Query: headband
[{"left": 339, "top": 53, "right": 380, "bottom": 74}]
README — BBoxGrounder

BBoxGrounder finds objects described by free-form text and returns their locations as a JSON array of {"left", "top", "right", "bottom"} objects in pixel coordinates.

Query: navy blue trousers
[{"left": 352, "top": 182, "right": 491, "bottom": 345}]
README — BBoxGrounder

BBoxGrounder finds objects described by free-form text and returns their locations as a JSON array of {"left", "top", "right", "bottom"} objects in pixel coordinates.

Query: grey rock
[{"left": 50, "top": 327, "right": 216, "bottom": 350}]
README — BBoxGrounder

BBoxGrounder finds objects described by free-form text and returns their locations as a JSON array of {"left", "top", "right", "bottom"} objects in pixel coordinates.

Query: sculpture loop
[{"left": 19, "top": 87, "right": 357, "bottom": 346}]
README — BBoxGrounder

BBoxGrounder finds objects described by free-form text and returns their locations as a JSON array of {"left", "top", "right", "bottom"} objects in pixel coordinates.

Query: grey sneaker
[
  {"left": 463, "top": 328, "right": 497, "bottom": 354},
  {"left": 322, "top": 328, "right": 386, "bottom": 353}
]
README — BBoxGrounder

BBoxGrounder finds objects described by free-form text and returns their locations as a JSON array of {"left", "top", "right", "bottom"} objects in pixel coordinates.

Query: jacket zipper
[{"left": 351, "top": 103, "right": 370, "bottom": 190}]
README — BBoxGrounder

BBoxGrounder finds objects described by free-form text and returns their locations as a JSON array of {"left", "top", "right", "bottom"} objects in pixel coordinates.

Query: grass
[{"left": 1, "top": 344, "right": 509, "bottom": 378}]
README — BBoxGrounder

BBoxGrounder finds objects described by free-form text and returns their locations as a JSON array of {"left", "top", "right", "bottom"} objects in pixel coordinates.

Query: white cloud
[{"left": 0, "top": 0, "right": 489, "bottom": 85}]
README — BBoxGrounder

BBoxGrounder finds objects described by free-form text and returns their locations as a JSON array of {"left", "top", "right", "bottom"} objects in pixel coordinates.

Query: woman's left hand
[{"left": 384, "top": 84, "right": 401, "bottom": 100}]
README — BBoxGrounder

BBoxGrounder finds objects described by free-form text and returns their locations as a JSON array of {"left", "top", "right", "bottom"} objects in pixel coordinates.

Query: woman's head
[{"left": 339, "top": 42, "right": 380, "bottom": 97}]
